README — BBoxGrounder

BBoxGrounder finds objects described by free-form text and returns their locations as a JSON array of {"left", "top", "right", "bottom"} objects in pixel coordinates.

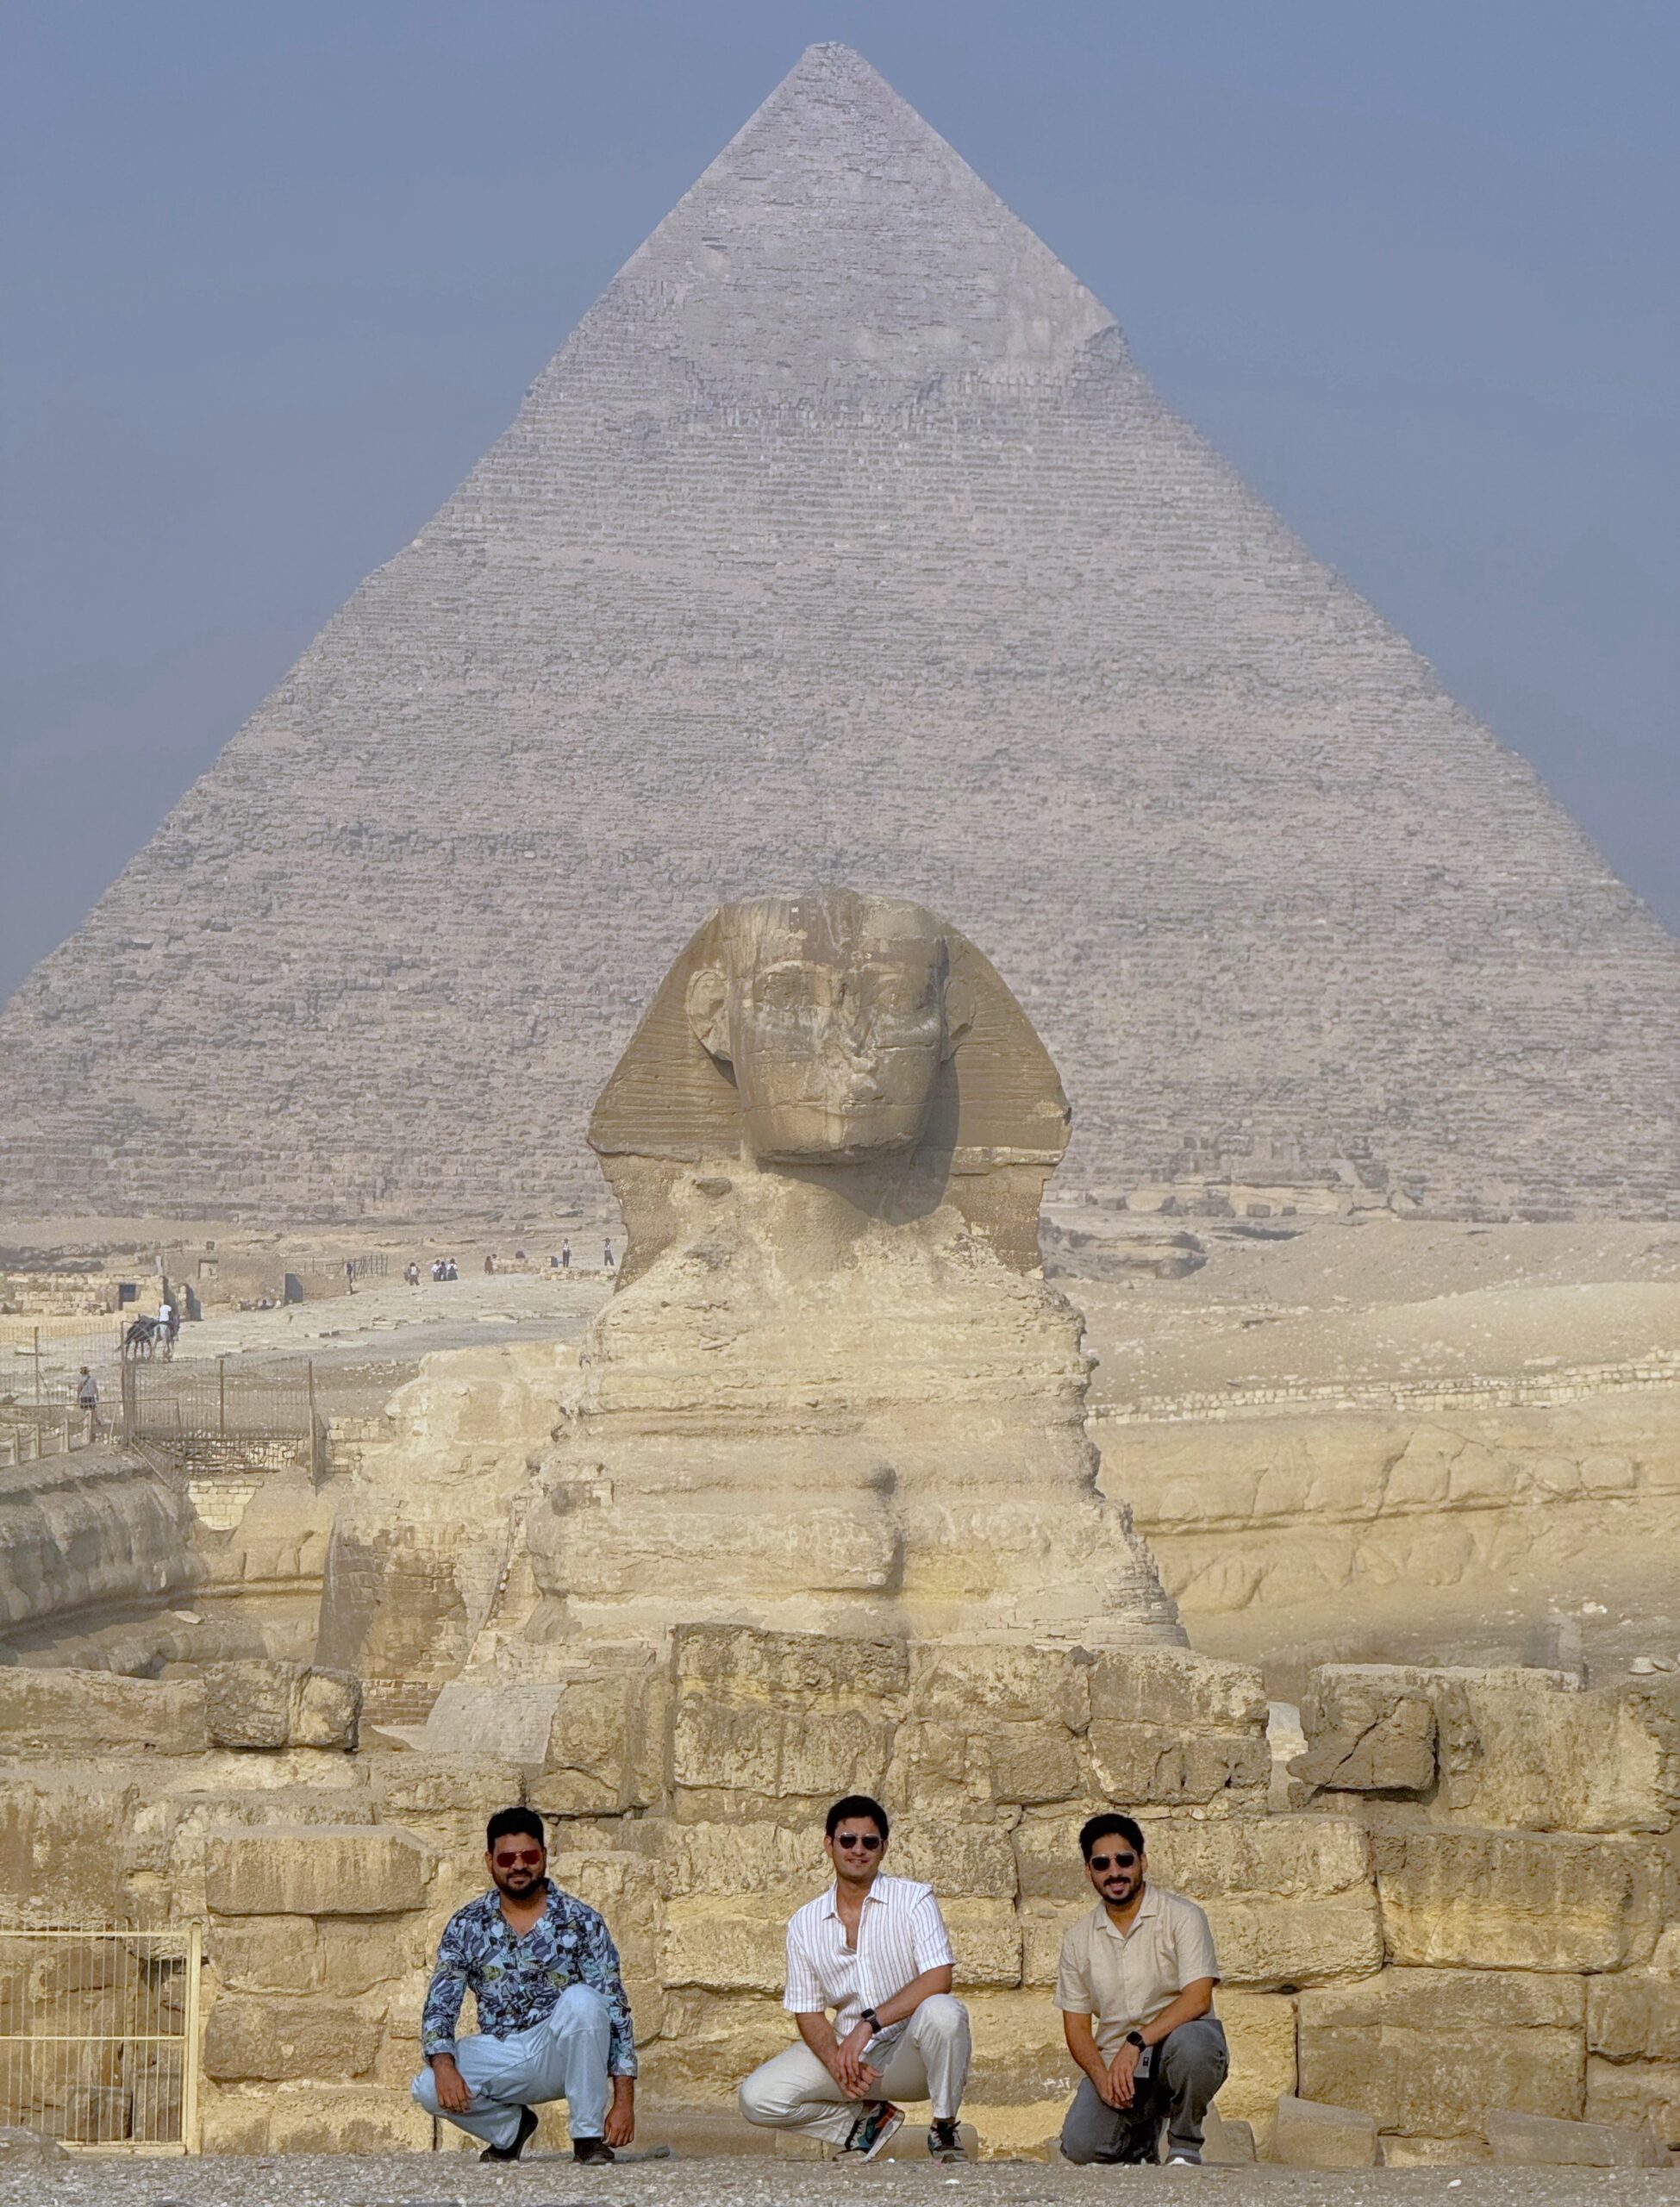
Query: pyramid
[{"left": 3, "top": 44, "right": 1677, "bottom": 1223}]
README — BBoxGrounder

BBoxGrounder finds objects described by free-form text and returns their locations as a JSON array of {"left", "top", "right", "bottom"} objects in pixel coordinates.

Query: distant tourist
[
  {"left": 431, "top": 1259, "right": 445, "bottom": 1283},
  {"left": 76, "top": 1366, "right": 99, "bottom": 1438},
  {"left": 484, "top": 1253, "right": 497, "bottom": 1276},
  {"left": 405, "top": 1262, "right": 421, "bottom": 1287},
  {"left": 1056, "top": 1814, "right": 1226, "bottom": 2166},
  {"left": 344, "top": 1258, "right": 356, "bottom": 1293},
  {"left": 738, "top": 1794, "right": 970, "bottom": 2161},
  {"left": 414, "top": 1806, "right": 636, "bottom": 2164},
  {"left": 561, "top": 1240, "right": 571, "bottom": 1272},
  {"left": 602, "top": 1240, "right": 615, "bottom": 1272},
  {"left": 445, "top": 1258, "right": 459, "bottom": 1281}
]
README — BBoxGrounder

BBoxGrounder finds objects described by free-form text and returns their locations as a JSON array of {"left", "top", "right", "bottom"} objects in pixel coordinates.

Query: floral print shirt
[{"left": 421, "top": 1881, "right": 637, "bottom": 2075}]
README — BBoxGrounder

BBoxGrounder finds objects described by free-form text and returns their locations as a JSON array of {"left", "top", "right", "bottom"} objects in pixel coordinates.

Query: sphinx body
[{"left": 469, "top": 890, "right": 1183, "bottom": 1664}]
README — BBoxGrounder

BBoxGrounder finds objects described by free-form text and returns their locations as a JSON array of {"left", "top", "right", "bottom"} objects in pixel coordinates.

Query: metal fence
[
  {"left": 120, "top": 1356, "right": 328, "bottom": 1484},
  {"left": 0, "top": 1924, "right": 202, "bottom": 2153}
]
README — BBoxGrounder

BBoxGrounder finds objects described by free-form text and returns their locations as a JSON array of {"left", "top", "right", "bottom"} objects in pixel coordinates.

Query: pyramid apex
[{"left": 552, "top": 41, "right": 1115, "bottom": 394}]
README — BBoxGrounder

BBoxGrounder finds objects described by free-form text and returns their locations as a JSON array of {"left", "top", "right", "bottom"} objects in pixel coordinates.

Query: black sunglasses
[
  {"left": 1088, "top": 1851, "right": 1139, "bottom": 1872},
  {"left": 834, "top": 1831, "right": 884, "bottom": 1851}
]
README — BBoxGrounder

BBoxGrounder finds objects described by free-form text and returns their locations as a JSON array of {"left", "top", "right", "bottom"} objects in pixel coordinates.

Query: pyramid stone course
[{"left": 2, "top": 41, "right": 1676, "bottom": 1222}]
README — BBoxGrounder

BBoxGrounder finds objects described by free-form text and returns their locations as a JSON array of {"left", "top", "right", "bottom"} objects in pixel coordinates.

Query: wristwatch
[
  {"left": 861, "top": 2008, "right": 881, "bottom": 2031},
  {"left": 1125, "top": 2030, "right": 1146, "bottom": 2051}
]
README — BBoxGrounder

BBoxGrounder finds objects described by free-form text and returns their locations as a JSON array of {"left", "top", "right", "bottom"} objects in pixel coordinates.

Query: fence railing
[
  {"left": 120, "top": 1357, "right": 328, "bottom": 1485},
  {"left": 0, "top": 1923, "right": 202, "bottom": 2154}
]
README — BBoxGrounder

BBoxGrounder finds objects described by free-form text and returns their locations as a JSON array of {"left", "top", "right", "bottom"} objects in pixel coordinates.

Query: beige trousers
[{"left": 738, "top": 1994, "right": 971, "bottom": 2147}]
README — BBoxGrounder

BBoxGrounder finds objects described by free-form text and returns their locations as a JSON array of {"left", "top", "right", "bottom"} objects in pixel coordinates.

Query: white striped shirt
[{"left": 784, "top": 1874, "right": 954, "bottom": 2033}]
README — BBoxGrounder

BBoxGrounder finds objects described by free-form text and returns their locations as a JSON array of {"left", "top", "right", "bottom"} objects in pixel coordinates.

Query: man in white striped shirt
[{"left": 738, "top": 1794, "right": 971, "bottom": 2161}]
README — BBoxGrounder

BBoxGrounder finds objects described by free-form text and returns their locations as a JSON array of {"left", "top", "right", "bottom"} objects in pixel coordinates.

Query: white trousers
[
  {"left": 739, "top": 1995, "right": 971, "bottom": 2148},
  {"left": 411, "top": 1982, "right": 612, "bottom": 2152}
]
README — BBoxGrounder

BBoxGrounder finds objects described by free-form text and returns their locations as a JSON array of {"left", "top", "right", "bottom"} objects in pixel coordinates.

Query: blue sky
[{"left": 3, "top": 0, "right": 1676, "bottom": 997}]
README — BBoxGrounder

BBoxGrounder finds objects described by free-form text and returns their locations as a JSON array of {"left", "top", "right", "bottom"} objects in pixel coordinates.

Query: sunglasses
[
  {"left": 834, "top": 1832, "right": 884, "bottom": 1851},
  {"left": 1088, "top": 1852, "right": 1139, "bottom": 1872},
  {"left": 493, "top": 1848, "right": 545, "bottom": 1869}
]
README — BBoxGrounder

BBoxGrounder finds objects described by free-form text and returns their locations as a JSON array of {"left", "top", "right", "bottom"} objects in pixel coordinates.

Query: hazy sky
[{"left": 4, "top": 0, "right": 1677, "bottom": 1002}]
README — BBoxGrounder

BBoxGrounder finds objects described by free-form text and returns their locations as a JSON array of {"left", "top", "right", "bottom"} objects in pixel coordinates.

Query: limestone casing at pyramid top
[{"left": 534, "top": 41, "right": 1119, "bottom": 398}]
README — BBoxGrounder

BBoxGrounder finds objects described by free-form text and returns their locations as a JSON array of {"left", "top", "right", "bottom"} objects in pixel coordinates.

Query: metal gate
[{"left": 0, "top": 1925, "right": 203, "bottom": 2153}]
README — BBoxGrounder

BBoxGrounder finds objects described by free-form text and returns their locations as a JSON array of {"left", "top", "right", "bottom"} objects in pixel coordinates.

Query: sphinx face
[{"left": 688, "top": 893, "right": 953, "bottom": 1163}]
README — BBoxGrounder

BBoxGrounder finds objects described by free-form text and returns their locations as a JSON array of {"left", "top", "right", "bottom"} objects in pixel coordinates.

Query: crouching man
[
  {"left": 739, "top": 1794, "right": 971, "bottom": 2161},
  {"left": 1057, "top": 1813, "right": 1228, "bottom": 2167},
  {"left": 414, "top": 1806, "right": 635, "bottom": 2164}
]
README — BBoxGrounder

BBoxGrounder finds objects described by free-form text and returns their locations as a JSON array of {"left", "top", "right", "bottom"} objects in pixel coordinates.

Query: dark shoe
[
  {"left": 479, "top": 2104, "right": 539, "bottom": 2161},
  {"left": 573, "top": 2135, "right": 616, "bottom": 2165},
  {"left": 928, "top": 2118, "right": 966, "bottom": 2161},
  {"left": 840, "top": 2101, "right": 904, "bottom": 2160}
]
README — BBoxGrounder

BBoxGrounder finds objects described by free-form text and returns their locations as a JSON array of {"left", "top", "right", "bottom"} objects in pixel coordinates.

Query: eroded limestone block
[
  {"left": 1293, "top": 1670, "right": 1437, "bottom": 1793},
  {"left": 671, "top": 1697, "right": 892, "bottom": 1804},
  {"left": 1087, "top": 1647, "right": 1267, "bottom": 1731},
  {"left": 1589, "top": 1974, "right": 1680, "bottom": 2063},
  {"left": 1215, "top": 1991, "right": 1298, "bottom": 2143},
  {"left": 1486, "top": 2108, "right": 1667, "bottom": 2167},
  {"left": 203, "top": 1994, "right": 383, "bottom": 2083},
  {"left": 200, "top": 2081, "right": 434, "bottom": 2154},
  {"left": 658, "top": 1895, "right": 786, "bottom": 1996},
  {"left": 1273, "top": 2094, "right": 1380, "bottom": 2168},
  {"left": 0, "top": 1666, "right": 207, "bottom": 1754},
  {"left": 209, "top": 1916, "right": 427, "bottom": 2000},
  {"left": 675, "top": 1622, "right": 911, "bottom": 1704},
  {"left": 203, "top": 1825, "right": 435, "bottom": 1917},
  {"left": 942, "top": 1898, "right": 1023, "bottom": 1987},
  {"left": 203, "top": 1661, "right": 360, "bottom": 1752},
  {"left": 1375, "top": 1826, "right": 1664, "bottom": 1972},
  {"left": 1299, "top": 1968, "right": 1585, "bottom": 2139},
  {"left": 1087, "top": 1722, "right": 1270, "bottom": 1812},
  {"left": 1586, "top": 2058, "right": 1680, "bottom": 2152}
]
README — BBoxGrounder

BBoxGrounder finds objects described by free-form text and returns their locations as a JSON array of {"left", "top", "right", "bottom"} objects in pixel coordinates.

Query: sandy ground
[{"left": 6, "top": 2155, "right": 1677, "bottom": 2206}]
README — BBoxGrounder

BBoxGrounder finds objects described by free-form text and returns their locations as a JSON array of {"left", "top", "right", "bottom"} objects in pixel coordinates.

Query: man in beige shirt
[{"left": 1054, "top": 1812, "right": 1228, "bottom": 2166}]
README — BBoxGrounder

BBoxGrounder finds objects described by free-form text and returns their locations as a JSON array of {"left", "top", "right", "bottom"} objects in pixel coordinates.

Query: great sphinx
[{"left": 473, "top": 887, "right": 1183, "bottom": 1660}]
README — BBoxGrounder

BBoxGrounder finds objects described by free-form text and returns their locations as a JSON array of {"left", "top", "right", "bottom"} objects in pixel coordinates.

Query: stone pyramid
[{"left": 3, "top": 44, "right": 1677, "bottom": 1223}]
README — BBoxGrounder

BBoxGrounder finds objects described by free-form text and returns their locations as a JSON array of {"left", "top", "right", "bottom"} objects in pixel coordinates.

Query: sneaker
[
  {"left": 479, "top": 2104, "right": 538, "bottom": 2161},
  {"left": 572, "top": 2135, "right": 616, "bottom": 2165},
  {"left": 840, "top": 2101, "right": 904, "bottom": 2161},
  {"left": 1167, "top": 2150, "right": 1203, "bottom": 2166},
  {"left": 927, "top": 2118, "right": 965, "bottom": 2162}
]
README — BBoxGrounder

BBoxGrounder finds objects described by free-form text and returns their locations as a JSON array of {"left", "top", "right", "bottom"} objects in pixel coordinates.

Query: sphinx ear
[
  {"left": 942, "top": 976, "right": 975, "bottom": 1061},
  {"left": 685, "top": 966, "right": 733, "bottom": 1063}
]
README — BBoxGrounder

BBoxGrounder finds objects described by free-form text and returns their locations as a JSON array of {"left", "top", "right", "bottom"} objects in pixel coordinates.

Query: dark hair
[
  {"left": 826, "top": 1794, "right": 890, "bottom": 1843},
  {"left": 1079, "top": 1811, "right": 1145, "bottom": 1861},
  {"left": 486, "top": 1805, "right": 546, "bottom": 1851}
]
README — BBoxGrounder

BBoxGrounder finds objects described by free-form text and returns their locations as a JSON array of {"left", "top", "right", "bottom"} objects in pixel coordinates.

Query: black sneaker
[
  {"left": 927, "top": 2118, "right": 965, "bottom": 2161},
  {"left": 573, "top": 2135, "right": 617, "bottom": 2166},
  {"left": 480, "top": 2104, "right": 538, "bottom": 2161}
]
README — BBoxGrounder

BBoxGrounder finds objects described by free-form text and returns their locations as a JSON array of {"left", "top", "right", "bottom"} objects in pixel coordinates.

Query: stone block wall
[{"left": 0, "top": 1631, "right": 1673, "bottom": 2160}]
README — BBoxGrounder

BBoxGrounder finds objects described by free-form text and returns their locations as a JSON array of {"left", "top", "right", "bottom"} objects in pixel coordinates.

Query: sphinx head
[{"left": 683, "top": 891, "right": 969, "bottom": 1163}]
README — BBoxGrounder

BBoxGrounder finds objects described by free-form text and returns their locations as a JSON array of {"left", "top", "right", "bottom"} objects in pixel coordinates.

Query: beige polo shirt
[{"left": 1054, "top": 1885, "right": 1221, "bottom": 2058}]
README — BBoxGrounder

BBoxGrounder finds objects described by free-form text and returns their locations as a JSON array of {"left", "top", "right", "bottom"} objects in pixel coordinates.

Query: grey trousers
[{"left": 1059, "top": 2017, "right": 1229, "bottom": 2163}]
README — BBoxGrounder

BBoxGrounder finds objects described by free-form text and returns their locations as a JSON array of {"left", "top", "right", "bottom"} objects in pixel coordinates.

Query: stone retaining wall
[{"left": 0, "top": 1627, "right": 1673, "bottom": 2161}]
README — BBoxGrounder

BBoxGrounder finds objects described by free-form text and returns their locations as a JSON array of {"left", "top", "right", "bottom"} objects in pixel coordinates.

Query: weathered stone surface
[
  {"left": 1485, "top": 2108, "right": 1667, "bottom": 2168},
  {"left": 209, "top": 1916, "right": 424, "bottom": 1999},
  {"left": 1087, "top": 1647, "right": 1267, "bottom": 1732},
  {"left": 203, "top": 1825, "right": 435, "bottom": 1918},
  {"left": 1298, "top": 1664, "right": 1680, "bottom": 1833},
  {"left": 658, "top": 1896, "right": 786, "bottom": 1996},
  {"left": 200, "top": 2081, "right": 434, "bottom": 2154},
  {"left": 203, "top": 1661, "right": 360, "bottom": 1753},
  {"left": 1299, "top": 1969, "right": 1585, "bottom": 2137},
  {"left": 0, "top": 1666, "right": 207, "bottom": 1754},
  {"left": 1273, "top": 2093, "right": 1380, "bottom": 2169},
  {"left": 1375, "top": 1826, "right": 1664, "bottom": 1972},
  {"left": 1087, "top": 1722, "right": 1270, "bottom": 1810},
  {"left": 942, "top": 1898, "right": 1023, "bottom": 1988},
  {"left": 1589, "top": 1973, "right": 1680, "bottom": 2062},
  {"left": 671, "top": 1697, "right": 893, "bottom": 1803},
  {"left": 0, "top": 2126, "right": 66, "bottom": 2161},
  {"left": 1293, "top": 1670, "right": 1438, "bottom": 1792},
  {"left": 911, "top": 1645, "right": 1090, "bottom": 1730},
  {"left": 1586, "top": 2057, "right": 1680, "bottom": 2152},
  {"left": 1213, "top": 1990, "right": 1298, "bottom": 2141},
  {"left": 203, "top": 1994, "right": 383, "bottom": 2082}
]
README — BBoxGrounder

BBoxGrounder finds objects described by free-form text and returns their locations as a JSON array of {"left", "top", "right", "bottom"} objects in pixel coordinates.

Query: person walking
[
  {"left": 738, "top": 1794, "right": 971, "bottom": 2161},
  {"left": 1055, "top": 1812, "right": 1227, "bottom": 2166},
  {"left": 413, "top": 1807, "right": 636, "bottom": 2164}
]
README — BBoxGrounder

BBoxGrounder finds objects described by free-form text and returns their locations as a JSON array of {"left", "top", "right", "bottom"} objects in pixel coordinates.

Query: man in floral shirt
[{"left": 413, "top": 1806, "right": 636, "bottom": 2162}]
